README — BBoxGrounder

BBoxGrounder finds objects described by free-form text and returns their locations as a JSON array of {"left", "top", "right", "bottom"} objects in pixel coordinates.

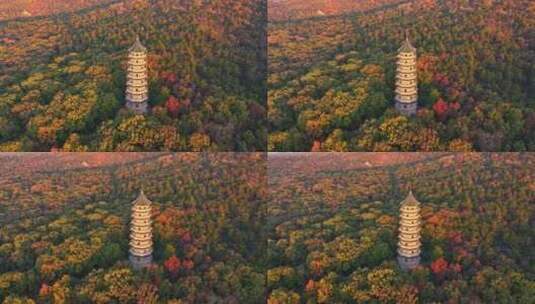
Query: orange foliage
[
  {"left": 166, "top": 96, "right": 181, "bottom": 118},
  {"left": 305, "top": 279, "right": 316, "bottom": 292},
  {"left": 164, "top": 255, "right": 181, "bottom": 276},
  {"left": 311, "top": 140, "right": 322, "bottom": 152},
  {"left": 39, "top": 283, "right": 51, "bottom": 297},
  {"left": 182, "top": 259, "right": 194, "bottom": 271},
  {"left": 430, "top": 257, "right": 448, "bottom": 275}
]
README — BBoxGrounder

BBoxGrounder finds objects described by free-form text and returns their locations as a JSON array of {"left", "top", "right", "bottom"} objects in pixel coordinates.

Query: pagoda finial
[
  {"left": 132, "top": 189, "right": 151, "bottom": 205},
  {"left": 129, "top": 34, "right": 147, "bottom": 53}
]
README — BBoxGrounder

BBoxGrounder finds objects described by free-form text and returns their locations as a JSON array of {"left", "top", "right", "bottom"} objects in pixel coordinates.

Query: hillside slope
[
  {"left": 0, "top": 0, "right": 266, "bottom": 152},
  {"left": 268, "top": 0, "right": 535, "bottom": 152},
  {"left": 0, "top": 0, "right": 116, "bottom": 21},
  {"left": 268, "top": 0, "right": 410, "bottom": 21},
  {"left": 0, "top": 153, "right": 266, "bottom": 303},
  {"left": 267, "top": 153, "right": 535, "bottom": 302}
]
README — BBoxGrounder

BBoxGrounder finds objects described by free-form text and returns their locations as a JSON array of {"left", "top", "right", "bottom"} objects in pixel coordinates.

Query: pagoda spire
[
  {"left": 395, "top": 30, "right": 418, "bottom": 116},
  {"left": 126, "top": 35, "right": 149, "bottom": 114},
  {"left": 129, "top": 189, "right": 153, "bottom": 269},
  {"left": 397, "top": 190, "right": 422, "bottom": 270}
]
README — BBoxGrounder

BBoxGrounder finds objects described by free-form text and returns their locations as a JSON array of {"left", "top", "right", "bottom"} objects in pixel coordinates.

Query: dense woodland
[
  {"left": 0, "top": 153, "right": 266, "bottom": 303},
  {"left": 268, "top": 0, "right": 408, "bottom": 21},
  {"left": 0, "top": 0, "right": 267, "bottom": 151},
  {"left": 267, "top": 153, "right": 535, "bottom": 303},
  {"left": 269, "top": 0, "right": 535, "bottom": 151},
  {"left": 0, "top": 0, "right": 117, "bottom": 21}
]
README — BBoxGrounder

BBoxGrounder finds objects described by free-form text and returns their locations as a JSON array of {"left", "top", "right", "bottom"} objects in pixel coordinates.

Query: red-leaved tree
[
  {"left": 182, "top": 259, "right": 194, "bottom": 271},
  {"left": 164, "top": 255, "right": 181, "bottom": 277},
  {"left": 166, "top": 96, "right": 181, "bottom": 118},
  {"left": 433, "top": 98, "right": 449, "bottom": 121},
  {"left": 430, "top": 257, "right": 449, "bottom": 275}
]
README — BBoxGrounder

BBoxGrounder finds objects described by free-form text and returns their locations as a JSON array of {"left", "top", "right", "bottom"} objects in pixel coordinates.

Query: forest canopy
[
  {"left": 0, "top": 0, "right": 267, "bottom": 151},
  {"left": 268, "top": 0, "right": 535, "bottom": 151},
  {"left": 0, "top": 153, "right": 266, "bottom": 303},
  {"left": 267, "top": 152, "right": 535, "bottom": 303}
]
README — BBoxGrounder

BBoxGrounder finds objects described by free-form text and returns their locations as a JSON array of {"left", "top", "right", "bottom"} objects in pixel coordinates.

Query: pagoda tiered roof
[
  {"left": 129, "top": 35, "right": 147, "bottom": 53},
  {"left": 398, "top": 31, "right": 416, "bottom": 54}
]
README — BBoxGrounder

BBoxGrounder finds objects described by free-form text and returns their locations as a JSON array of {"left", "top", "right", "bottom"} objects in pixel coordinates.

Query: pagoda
[
  {"left": 126, "top": 35, "right": 149, "bottom": 114},
  {"left": 129, "top": 190, "right": 153, "bottom": 269},
  {"left": 397, "top": 190, "right": 421, "bottom": 270},
  {"left": 395, "top": 31, "right": 418, "bottom": 116}
]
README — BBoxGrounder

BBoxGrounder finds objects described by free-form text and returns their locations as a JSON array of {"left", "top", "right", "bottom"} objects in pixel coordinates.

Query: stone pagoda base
[
  {"left": 397, "top": 255, "right": 420, "bottom": 270},
  {"left": 395, "top": 100, "right": 417, "bottom": 116},
  {"left": 126, "top": 100, "right": 149, "bottom": 114},
  {"left": 130, "top": 254, "right": 152, "bottom": 270}
]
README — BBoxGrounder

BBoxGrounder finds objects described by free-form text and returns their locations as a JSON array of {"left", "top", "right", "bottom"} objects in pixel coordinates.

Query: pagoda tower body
[
  {"left": 129, "top": 190, "right": 153, "bottom": 269},
  {"left": 126, "top": 36, "right": 149, "bottom": 114},
  {"left": 395, "top": 33, "right": 418, "bottom": 116},
  {"left": 397, "top": 191, "right": 421, "bottom": 270}
]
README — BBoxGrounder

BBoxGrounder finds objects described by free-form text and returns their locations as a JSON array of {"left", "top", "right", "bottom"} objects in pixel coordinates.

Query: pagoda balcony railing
[
  {"left": 126, "top": 87, "right": 148, "bottom": 93},
  {"left": 131, "top": 219, "right": 152, "bottom": 226},
  {"left": 127, "top": 74, "right": 147, "bottom": 80},
  {"left": 126, "top": 89, "right": 148, "bottom": 98},
  {"left": 127, "top": 75, "right": 147, "bottom": 82},
  {"left": 398, "top": 240, "right": 422, "bottom": 249},
  {"left": 399, "top": 222, "right": 420, "bottom": 229},
  {"left": 131, "top": 213, "right": 151, "bottom": 219},
  {"left": 396, "top": 74, "right": 417, "bottom": 81},
  {"left": 132, "top": 204, "right": 151, "bottom": 210},
  {"left": 398, "top": 53, "right": 416, "bottom": 59},
  {"left": 131, "top": 206, "right": 151, "bottom": 212},
  {"left": 131, "top": 209, "right": 151, "bottom": 215},
  {"left": 129, "top": 52, "right": 147, "bottom": 58},
  {"left": 399, "top": 234, "right": 421, "bottom": 242},
  {"left": 400, "top": 213, "right": 420, "bottom": 220},
  {"left": 131, "top": 226, "right": 152, "bottom": 232},
  {"left": 130, "top": 234, "right": 153, "bottom": 242},
  {"left": 127, "top": 96, "right": 149, "bottom": 103},
  {"left": 398, "top": 66, "right": 417, "bottom": 73},
  {"left": 400, "top": 217, "right": 421, "bottom": 223},
  {"left": 399, "top": 246, "right": 421, "bottom": 254},
  {"left": 127, "top": 80, "right": 148, "bottom": 87},
  {"left": 131, "top": 230, "right": 152, "bottom": 236},
  {"left": 130, "top": 238, "right": 153, "bottom": 245},
  {"left": 130, "top": 230, "right": 152, "bottom": 237},
  {"left": 131, "top": 232, "right": 151, "bottom": 237},
  {"left": 130, "top": 240, "right": 153, "bottom": 248},
  {"left": 396, "top": 95, "right": 418, "bottom": 103},
  {"left": 126, "top": 92, "right": 149, "bottom": 99},
  {"left": 401, "top": 205, "right": 421, "bottom": 212},
  {"left": 128, "top": 67, "right": 147, "bottom": 73},
  {"left": 396, "top": 80, "right": 417, "bottom": 87},
  {"left": 397, "top": 60, "right": 416, "bottom": 66},
  {"left": 131, "top": 219, "right": 152, "bottom": 227},
  {"left": 126, "top": 89, "right": 149, "bottom": 96},
  {"left": 396, "top": 83, "right": 417, "bottom": 89},
  {"left": 396, "top": 88, "right": 418, "bottom": 95},
  {"left": 130, "top": 230, "right": 152, "bottom": 236},
  {"left": 131, "top": 217, "right": 151, "bottom": 222},
  {"left": 130, "top": 248, "right": 153, "bottom": 256},
  {"left": 397, "top": 248, "right": 421, "bottom": 257},
  {"left": 399, "top": 218, "right": 421, "bottom": 227},
  {"left": 128, "top": 59, "right": 146, "bottom": 65},
  {"left": 399, "top": 226, "right": 421, "bottom": 233}
]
